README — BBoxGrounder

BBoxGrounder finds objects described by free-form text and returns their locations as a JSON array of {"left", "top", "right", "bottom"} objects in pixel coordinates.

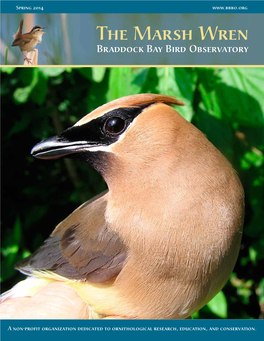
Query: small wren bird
[
  {"left": 0, "top": 94, "right": 244, "bottom": 319},
  {"left": 11, "top": 19, "right": 46, "bottom": 64}
]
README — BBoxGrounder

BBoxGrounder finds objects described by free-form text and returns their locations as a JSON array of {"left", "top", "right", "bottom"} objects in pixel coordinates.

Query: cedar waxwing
[{"left": 0, "top": 94, "right": 244, "bottom": 319}]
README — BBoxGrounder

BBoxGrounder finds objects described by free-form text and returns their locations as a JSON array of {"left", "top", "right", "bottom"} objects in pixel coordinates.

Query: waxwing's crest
[{"left": 74, "top": 94, "right": 185, "bottom": 127}]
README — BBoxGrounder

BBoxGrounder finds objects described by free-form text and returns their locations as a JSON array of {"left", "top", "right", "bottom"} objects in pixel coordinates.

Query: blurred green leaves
[
  {"left": 197, "top": 68, "right": 264, "bottom": 127},
  {"left": 13, "top": 68, "right": 39, "bottom": 104},
  {"left": 219, "top": 68, "right": 264, "bottom": 126},
  {"left": 107, "top": 67, "right": 146, "bottom": 100},
  {"left": 157, "top": 68, "right": 197, "bottom": 121},
  {"left": 207, "top": 291, "right": 228, "bottom": 319},
  {"left": 1, "top": 217, "right": 30, "bottom": 283},
  {"left": 41, "top": 67, "right": 66, "bottom": 77},
  {"left": 13, "top": 68, "right": 48, "bottom": 105},
  {"left": 1, "top": 66, "right": 264, "bottom": 319}
]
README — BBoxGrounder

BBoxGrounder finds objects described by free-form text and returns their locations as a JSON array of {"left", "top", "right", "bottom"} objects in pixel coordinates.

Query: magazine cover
[{"left": 1, "top": 0, "right": 264, "bottom": 339}]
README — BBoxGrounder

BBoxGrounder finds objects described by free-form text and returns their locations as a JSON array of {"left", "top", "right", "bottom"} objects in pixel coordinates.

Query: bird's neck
[
  {"left": 104, "top": 139, "right": 238, "bottom": 242},
  {"left": 105, "top": 153, "right": 186, "bottom": 233},
  {"left": 32, "top": 32, "right": 43, "bottom": 43}
]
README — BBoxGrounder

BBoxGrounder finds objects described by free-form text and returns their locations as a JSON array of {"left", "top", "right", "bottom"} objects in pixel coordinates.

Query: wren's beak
[{"left": 31, "top": 135, "right": 89, "bottom": 160}]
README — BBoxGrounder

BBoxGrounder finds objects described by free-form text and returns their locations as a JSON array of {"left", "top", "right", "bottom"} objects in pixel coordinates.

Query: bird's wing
[
  {"left": 12, "top": 34, "right": 33, "bottom": 47},
  {"left": 16, "top": 191, "right": 128, "bottom": 283}
]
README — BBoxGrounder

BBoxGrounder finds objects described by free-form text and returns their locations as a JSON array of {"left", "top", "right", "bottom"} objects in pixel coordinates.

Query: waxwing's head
[{"left": 31, "top": 94, "right": 186, "bottom": 179}]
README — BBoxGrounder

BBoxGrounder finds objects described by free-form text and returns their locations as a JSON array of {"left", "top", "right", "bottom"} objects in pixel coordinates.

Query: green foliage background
[{"left": 1, "top": 67, "right": 264, "bottom": 319}]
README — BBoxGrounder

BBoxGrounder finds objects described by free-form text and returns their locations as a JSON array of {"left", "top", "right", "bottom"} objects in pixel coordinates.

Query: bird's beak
[{"left": 31, "top": 135, "right": 89, "bottom": 160}]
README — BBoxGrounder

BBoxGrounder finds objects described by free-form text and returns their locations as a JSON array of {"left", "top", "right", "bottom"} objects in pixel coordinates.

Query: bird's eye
[{"left": 104, "top": 117, "right": 126, "bottom": 135}]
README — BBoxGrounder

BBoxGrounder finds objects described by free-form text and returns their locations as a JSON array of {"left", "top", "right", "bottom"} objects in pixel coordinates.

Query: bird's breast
[{"left": 37, "top": 35, "right": 43, "bottom": 44}]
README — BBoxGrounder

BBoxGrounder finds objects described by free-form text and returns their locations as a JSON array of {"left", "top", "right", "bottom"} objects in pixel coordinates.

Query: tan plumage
[
  {"left": 0, "top": 94, "right": 244, "bottom": 319},
  {"left": 12, "top": 19, "right": 46, "bottom": 63}
]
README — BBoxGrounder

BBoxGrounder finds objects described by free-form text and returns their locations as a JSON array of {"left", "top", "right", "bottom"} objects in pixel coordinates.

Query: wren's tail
[{"left": 13, "top": 19, "right": 24, "bottom": 41}]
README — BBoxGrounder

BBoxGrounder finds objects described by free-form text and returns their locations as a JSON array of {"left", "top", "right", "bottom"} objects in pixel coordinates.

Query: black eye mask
[{"left": 58, "top": 103, "right": 154, "bottom": 147}]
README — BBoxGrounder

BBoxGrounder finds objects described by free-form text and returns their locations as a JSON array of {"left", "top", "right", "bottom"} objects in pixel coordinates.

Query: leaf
[
  {"left": 195, "top": 105, "right": 234, "bottom": 160},
  {"left": 41, "top": 67, "right": 66, "bottom": 77},
  {"left": 79, "top": 67, "right": 106, "bottom": 83},
  {"left": 191, "top": 311, "right": 199, "bottom": 319},
  {"left": 157, "top": 67, "right": 197, "bottom": 122},
  {"left": 13, "top": 68, "right": 39, "bottom": 104},
  {"left": 257, "top": 278, "right": 264, "bottom": 303},
  {"left": 107, "top": 68, "right": 131, "bottom": 100},
  {"left": 240, "top": 149, "right": 264, "bottom": 170},
  {"left": 1, "top": 245, "right": 19, "bottom": 258},
  {"left": 206, "top": 291, "right": 228, "bottom": 318},
  {"left": 107, "top": 68, "right": 144, "bottom": 101},
  {"left": 13, "top": 85, "right": 33, "bottom": 104},
  {"left": 197, "top": 68, "right": 222, "bottom": 120},
  {"left": 249, "top": 239, "right": 264, "bottom": 264},
  {"left": 1, "top": 217, "right": 22, "bottom": 270},
  {"left": 249, "top": 246, "right": 258, "bottom": 265},
  {"left": 1, "top": 67, "right": 15, "bottom": 74},
  {"left": 92, "top": 67, "right": 106, "bottom": 82},
  {"left": 197, "top": 68, "right": 264, "bottom": 127},
  {"left": 30, "top": 70, "right": 48, "bottom": 105},
  {"left": 141, "top": 68, "right": 159, "bottom": 93},
  {"left": 217, "top": 68, "right": 264, "bottom": 126}
]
